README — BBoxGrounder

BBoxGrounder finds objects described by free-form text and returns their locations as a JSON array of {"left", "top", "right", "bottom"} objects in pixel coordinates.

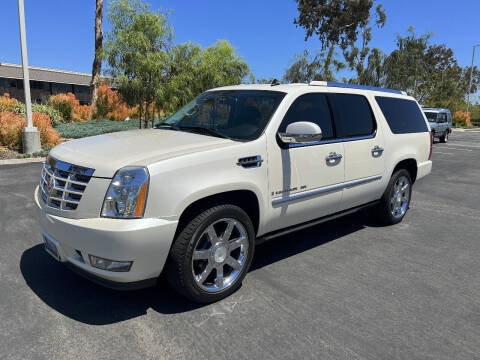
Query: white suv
[{"left": 35, "top": 82, "right": 432, "bottom": 303}]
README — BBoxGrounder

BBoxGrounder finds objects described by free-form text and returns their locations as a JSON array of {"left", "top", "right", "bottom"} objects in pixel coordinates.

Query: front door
[{"left": 266, "top": 93, "right": 345, "bottom": 232}]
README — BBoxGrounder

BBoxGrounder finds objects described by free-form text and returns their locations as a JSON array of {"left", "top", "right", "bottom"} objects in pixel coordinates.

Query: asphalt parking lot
[{"left": 1, "top": 129, "right": 479, "bottom": 360}]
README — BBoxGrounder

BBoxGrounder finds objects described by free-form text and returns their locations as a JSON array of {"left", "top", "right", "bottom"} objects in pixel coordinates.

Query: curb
[{"left": 0, "top": 157, "right": 45, "bottom": 166}]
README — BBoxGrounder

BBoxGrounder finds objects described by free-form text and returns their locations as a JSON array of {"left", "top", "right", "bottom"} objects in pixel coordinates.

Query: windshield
[
  {"left": 163, "top": 90, "right": 286, "bottom": 141},
  {"left": 424, "top": 112, "right": 438, "bottom": 122}
]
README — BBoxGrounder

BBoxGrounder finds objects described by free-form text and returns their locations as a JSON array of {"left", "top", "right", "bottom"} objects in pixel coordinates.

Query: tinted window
[
  {"left": 279, "top": 93, "right": 335, "bottom": 139},
  {"left": 424, "top": 112, "right": 437, "bottom": 122},
  {"left": 375, "top": 97, "right": 428, "bottom": 134},
  {"left": 328, "top": 94, "right": 375, "bottom": 137}
]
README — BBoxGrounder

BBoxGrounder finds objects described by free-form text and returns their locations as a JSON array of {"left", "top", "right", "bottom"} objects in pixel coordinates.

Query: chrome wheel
[
  {"left": 390, "top": 175, "right": 410, "bottom": 219},
  {"left": 191, "top": 218, "right": 249, "bottom": 293}
]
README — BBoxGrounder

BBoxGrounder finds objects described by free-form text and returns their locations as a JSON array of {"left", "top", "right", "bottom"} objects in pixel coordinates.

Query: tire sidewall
[{"left": 180, "top": 205, "right": 255, "bottom": 303}]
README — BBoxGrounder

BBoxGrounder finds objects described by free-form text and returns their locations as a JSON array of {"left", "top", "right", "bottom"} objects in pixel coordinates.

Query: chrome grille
[{"left": 39, "top": 156, "right": 95, "bottom": 211}]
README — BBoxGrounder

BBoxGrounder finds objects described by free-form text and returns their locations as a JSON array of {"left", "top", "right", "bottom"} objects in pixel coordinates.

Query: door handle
[
  {"left": 326, "top": 152, "right": 343, "bottom": 165},
  {"left": 371, "top": 146, "right": 384, "bottom": 157}
]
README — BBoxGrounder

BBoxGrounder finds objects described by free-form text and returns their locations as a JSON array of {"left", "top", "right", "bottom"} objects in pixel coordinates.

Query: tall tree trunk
[
  {"left": 90, "top": 0, "right": 103, "bottom": 107},
  {"left": 139, "top": 102, "right": 143, "bottom": 129}
]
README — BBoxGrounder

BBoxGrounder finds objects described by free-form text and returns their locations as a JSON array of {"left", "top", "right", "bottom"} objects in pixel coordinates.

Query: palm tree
[{"left": 90, "top": 0, "right": 103, "bottom": 106}]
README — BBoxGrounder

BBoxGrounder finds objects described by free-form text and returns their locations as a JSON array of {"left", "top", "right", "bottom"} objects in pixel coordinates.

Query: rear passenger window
[
  {"left": 328, "top": 94, "right": 375, "bottom": 138},
  {"left": 375, "top": 97, "right": 428, "bottom": 134},
  {"left": 279, "top": 93, "right": 335, "bottom": 139}
]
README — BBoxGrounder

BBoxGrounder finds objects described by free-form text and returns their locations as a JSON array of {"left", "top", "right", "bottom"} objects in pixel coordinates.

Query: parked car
[
  {"left": 35, "top": 82, "right": 432, "bottom": 303},
  {"left": 422, "top": 107, "right": 452, "bottom": 143}
]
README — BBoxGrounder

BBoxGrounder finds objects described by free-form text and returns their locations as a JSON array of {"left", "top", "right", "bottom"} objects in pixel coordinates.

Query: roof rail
[{"left": 309, "top": 81, "right": 404, "bottom": 95}]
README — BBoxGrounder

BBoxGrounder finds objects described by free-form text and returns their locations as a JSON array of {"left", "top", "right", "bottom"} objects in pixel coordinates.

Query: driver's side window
[{"left": 279, "top": 93, "right": 335, "bottom": 139}]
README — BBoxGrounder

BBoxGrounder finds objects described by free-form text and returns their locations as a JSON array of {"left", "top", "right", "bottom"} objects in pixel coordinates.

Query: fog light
[{"left": 88, "top": 255, "right": 133, "bottom": 272}]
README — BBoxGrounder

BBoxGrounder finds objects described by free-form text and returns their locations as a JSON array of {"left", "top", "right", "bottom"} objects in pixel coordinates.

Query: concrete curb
[{"left": 0, "top": 157, "right": 45, "bottom": 166}]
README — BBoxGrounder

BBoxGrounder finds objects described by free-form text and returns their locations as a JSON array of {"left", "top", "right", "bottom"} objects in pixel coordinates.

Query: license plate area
[{"left": 43, "top": 233, "right": 60, "bottom": 261}]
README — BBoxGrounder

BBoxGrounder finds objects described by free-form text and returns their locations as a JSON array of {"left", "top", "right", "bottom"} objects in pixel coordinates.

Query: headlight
[{"left": 101, "top": 166, "right": 149, "bottom": 218}]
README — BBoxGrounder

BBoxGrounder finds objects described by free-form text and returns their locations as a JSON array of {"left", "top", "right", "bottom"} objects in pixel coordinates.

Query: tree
[
  {"left": 283, "top": 49, "right": 344, "bottom": 83},
  {"left": 104, "top": 0, "right": 172, "bottom": 128},
  {"left": 342, "top": 4, "right": 386, "bottom": 84},
  {"left": 158, "top": 40, "right": 249, "bottom": 115},
  {"left": 90, "top": 0, "right": 104, "bottom": 106},
  {"left": 294, "top": 0, "right": 373, "bottom": 73}
]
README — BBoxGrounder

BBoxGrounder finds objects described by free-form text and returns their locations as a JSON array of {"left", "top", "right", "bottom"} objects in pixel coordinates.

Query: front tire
[
  {"left": 375, "top": 169, "right": 412, "bottom": 225},
  {"left": 165, "top": 204, "right": 255, "bottom": 303}
]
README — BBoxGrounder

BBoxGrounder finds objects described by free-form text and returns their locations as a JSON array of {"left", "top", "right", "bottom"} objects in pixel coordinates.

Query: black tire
[
  {"left": 375, "top": 169, "right": 412, "bottom": 225},
  {"left": 165, "top": 204, "right": 255, "bottom": 303},
  {"left": 439, "top": 131, "right": 448, "bottom": 143}
]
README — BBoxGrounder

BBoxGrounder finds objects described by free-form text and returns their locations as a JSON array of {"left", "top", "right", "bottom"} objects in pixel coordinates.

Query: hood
[{"left": 49, "top": 129, "right": 236, "bottom": 178}]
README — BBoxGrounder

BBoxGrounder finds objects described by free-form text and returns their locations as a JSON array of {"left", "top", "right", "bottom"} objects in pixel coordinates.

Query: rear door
[{"left": 327, "top": 93, "right": 386, "bottom": 211}]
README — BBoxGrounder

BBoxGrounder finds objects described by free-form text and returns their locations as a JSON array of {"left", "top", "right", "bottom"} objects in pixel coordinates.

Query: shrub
[
  {"left": 0, "top": 93, "right": 19, "bottom": 112},
  {"left": 0, "top": 111, "right": 60, "bottom": 150},
  {"left": 73, "top": 104, "right": 92, "bottom": 122},
  {"left": 453, "top": 111, "right": 472, "bottom": 127},
  {"left": 0, "top": 112, "right": 24, "bottom": 149},
  {"left": 95, "top": 84, "right": 130, "bottom": 121},
  {"left": 49, "top": 93, "right": 77, "bottom": 121},
  {"left": 13, "top": 103, "right": 63, "bottom": 126}
]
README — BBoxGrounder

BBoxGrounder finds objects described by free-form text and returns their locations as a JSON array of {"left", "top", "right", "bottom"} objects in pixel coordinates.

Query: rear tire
[
  {"left": 440, "top": 131, "right": 448, "bottom": 143},
  {"left": 165, "top": 204, "right": 255, "bottom": 303},
  {"left": 375, "top": 169, "right": 412, "bottom": 225}
]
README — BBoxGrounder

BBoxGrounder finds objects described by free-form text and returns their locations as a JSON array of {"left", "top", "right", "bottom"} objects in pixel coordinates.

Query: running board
[{"left": 256, "top": 201, "right": 379, "bottom": 245}]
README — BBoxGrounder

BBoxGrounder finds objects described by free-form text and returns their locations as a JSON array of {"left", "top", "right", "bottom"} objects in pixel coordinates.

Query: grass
[{"left": 54, "top": 118, "right": 165, "bottom": 139}]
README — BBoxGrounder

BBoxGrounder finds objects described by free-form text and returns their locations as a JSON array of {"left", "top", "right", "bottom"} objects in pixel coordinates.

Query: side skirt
[{"left": 256, "top": 200, "right": 380, "bottom": 245}]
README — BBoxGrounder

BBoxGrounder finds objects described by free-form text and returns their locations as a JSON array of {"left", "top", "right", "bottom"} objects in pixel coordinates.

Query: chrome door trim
[
  {"left": 271, "top": 175, "right": 382, "bottom": 205},
  {"left": 286, "top": 133, "right": 376, "bottom": 149}
]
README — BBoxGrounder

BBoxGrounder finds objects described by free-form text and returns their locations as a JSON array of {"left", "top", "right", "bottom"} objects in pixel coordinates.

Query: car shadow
[{"left": 20, "top": 213, "right": 372, "bottom": 325}]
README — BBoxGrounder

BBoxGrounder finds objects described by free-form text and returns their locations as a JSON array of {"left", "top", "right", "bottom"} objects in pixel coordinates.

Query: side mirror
[{"left": 278, "top": 121, "right": 322, "bottom": 144}]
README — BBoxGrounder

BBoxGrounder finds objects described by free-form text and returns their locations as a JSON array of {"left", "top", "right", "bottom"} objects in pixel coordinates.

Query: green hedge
[{"left": 54, "top": 118, "right": 164, "bottom": 139}]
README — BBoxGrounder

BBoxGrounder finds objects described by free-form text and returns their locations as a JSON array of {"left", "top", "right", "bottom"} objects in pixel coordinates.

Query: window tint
[
  {"left": 375, "top": 97, "right": 428, "bottom": 134},
  {"left": 279, "top": 93, "right": 335, "bottom": 139},
  {"left": 328, "top": 94, "right": 375, "bottom": 137}
]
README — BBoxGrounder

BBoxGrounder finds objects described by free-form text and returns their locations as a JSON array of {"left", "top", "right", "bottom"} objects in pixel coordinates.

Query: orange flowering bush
[
  {"left": 0, "top": 111, "right": 60, "bottom": 150},
  {"left": 95, "top": 84, "right": 130, "bottom": 121},
  {"left": 453, "top": 111, "right": 472, "bottom": 127},
  {"left": 73, "top": 104, "right": 92, "bottom": 122},
  {"left": 0, "top": 93, "right": 19, "bottom": 112},
  {"left": 0, "top": 111, "right": 23, "bottom": 149}
]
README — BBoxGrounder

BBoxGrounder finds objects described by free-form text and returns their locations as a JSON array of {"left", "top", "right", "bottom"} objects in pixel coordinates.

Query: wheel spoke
[
  {"left": 226, "top": 256, "right": 242, "bottom": 270},
  {"left": 222, "top": 220, "right": 235, "bottom": 242},
  {"left": 196, "top": 263, "right": 213, "bottom": 284},
  {"left": 206, "top": 225, "right": 219, "bottom": 244},
  {"left": 401, "top": 183, "right": 409, "bottom": 192},
  {"left": 215, "top": 265, "right": 224, "bottom": 288},
  {"left": 193, "top": 249, "right": 210, "bottom": 260},
  {"left": 229, "top": 236, "right": 247, "bottom": 251}
]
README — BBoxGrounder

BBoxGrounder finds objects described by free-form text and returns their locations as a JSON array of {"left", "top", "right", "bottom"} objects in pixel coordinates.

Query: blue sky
[{"left": 2, "top": 0, "right": 480, "bottom": 82}]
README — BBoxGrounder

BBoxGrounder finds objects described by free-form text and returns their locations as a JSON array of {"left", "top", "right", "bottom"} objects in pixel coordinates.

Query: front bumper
[{"left": 35, "top": 186, "right": 178, "bottom": 288}]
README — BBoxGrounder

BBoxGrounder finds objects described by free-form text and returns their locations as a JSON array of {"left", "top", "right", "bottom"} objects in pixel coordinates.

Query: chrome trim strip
[
  {"left": 47, "top": 155, "right": 95, "bottom": 176},
  {"left": 271, "top": 175, "right": 382, "bottom": 205},
  {"left": 287, "top": 133, "right": 376, "bottom": 148}
]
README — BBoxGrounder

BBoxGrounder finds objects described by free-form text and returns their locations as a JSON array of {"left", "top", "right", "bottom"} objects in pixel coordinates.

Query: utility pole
[
  {"left": 18, "top": 0, "right": 40, "bottom": 154},
  {"left": 466, "top": 44, "right": 480, "bottom": 115}
]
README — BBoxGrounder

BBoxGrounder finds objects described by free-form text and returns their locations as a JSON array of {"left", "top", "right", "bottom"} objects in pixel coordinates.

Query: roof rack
[{"left": 309, "top": 81, "right": 405, "bottom": 95}]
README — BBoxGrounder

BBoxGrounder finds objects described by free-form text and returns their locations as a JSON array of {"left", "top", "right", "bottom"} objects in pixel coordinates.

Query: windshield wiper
[
  {"left": 155, "top": 122, "right": 179, "bottom": 130},
  {"left": 178, "top": 126, "right": 231, "bottom": 140}
]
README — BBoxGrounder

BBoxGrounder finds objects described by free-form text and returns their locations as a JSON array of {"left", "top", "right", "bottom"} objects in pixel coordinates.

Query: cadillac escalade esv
[{"left": 35, "top": 81, "right": 432, "bottom": 303}]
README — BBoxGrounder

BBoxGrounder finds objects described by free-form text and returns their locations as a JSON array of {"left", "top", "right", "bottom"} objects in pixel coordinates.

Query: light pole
[
  {"left": 466, "top": 44, "right": 480, "bottom": 115},
  {"left": 18, "top": 0, "right": 40, "bottom": 154}
]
